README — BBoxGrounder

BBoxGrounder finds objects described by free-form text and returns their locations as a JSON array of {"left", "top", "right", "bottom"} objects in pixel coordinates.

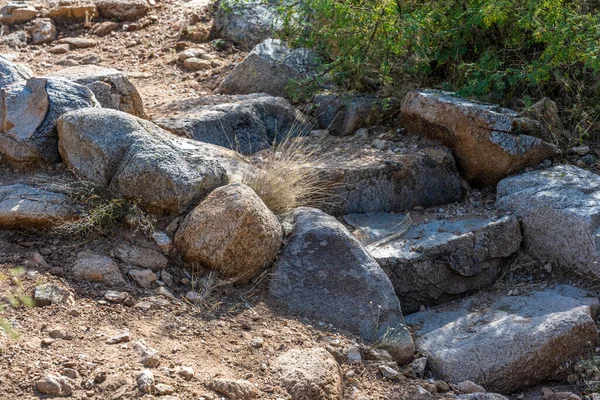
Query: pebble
[
  {"left": 571, "top": 145, "right": 590, "bottom": 156},
  {"left": 152, "top": 231, "right": 172, "bottom": 254},
  {"left": 48, "top": 326, "right": 74, "bottom": 340},
  {"left": 347, "top": 346, "right": 362, "bottom": 364},
  {"left": 416, "top": 386, "right": 430, "bottom": 396},
  {"left": 177, "top": 366, "right": 194, "bottom": 381},
  {"left": 137, "top": 369, "right": 154, "bottom": 394},
  {"left": 249, "top": 336, "right": 264, "bottom": 349},
  {"left": 408, "top": 357, "right": 427, "bottom": 379},
  {"left": 458, "top": 380, "right": 486, "bottom": 394},
  {"left": 434, "top": 380, "right": 450, "bottom": 393},
  {"left": 104, "top": 290, "right": 132, "bottom": 304},
  {"left": 379, "top": 364, "right": 399, "bottom": 379},
  {"left": 372, "top": 139, "right": 387, "bottom": 150},
  {"left": 36, "top": 375, "right": 74, "bottom": 397},
  {"left": 423, "top": 383, "right": 438, "bottom": 394},
  {"left": 129, "top": 268, "right": 157, "bottom": 288},
  {"left": 185, "top": 290, "right": 199, "bottom": 302},
  {"left": 155, "top": 383, "right": 175, "bottom": 395},
  {"left": 61, "top": 367, "right": 79, "bottom": 379},
  {"left": 106, "top": 331, "right": 131, "bottom": 344},
  {"left": 133, "top": 340, "right": 160, "bottom": 368}
]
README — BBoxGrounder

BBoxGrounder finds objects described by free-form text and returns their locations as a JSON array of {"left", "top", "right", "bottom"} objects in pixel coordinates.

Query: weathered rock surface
[
  {"left": 348, "top": 213, "right": 521, "bottom": 313},
  {"left": 49, "top": 2, "right": 98, "bottom": 23},
  {"left": 0, "top": 184, "right": 80, "bottom": 229},
  {"left": 209, "top": 378, "right": 258, "bottom": 400},
  {"left": 213, "top": 1, "right": 282, "bottom": 49},
  {"left": 275, "top": 348, "right": 343, "bottom": 400},
  {"left": 114, "top": 242, "right": 168, "bottom": 271},
  {"left": 401, "top": 90, "right": 558, "bottom": 186},
  {"left": 36, "top": 375, "right": 74, "bottom": 397},
  {"left": 0, "top": 56, "right": 31, "bottom": 88},
  {"left": 497, "top": 164, "right": 600, "bottom": 275},
  {"left": 405, "top": 285, "right": 600, "bottom": 392},
  {"left": 94, "top": 0, "right": 148, "bottom": 20},
  {"left": 175, "top": 183, "right": 282, "bottom": 283},
  {"left": 34, "top": 284, "right": 74, "bottom": 307},
  {"left": 219, "top": 39, "right": 316, "bottom": 98},
  {"left": 155, "top": 94, "right": 309, "bottom": 154},
  {"left": 270, "top": 207, "right": 414, "bottom": 360},
  {"left": 0, "top": 3, "right": 37, "bottom": 25},
  {"left": 0, "top": 77, "right": 99, "bottom": 165},
  {"left": 314, "top": 94, "right": 399, "bottom": 136},
  {"left": 72, "top": 251, "right": 125, "bottom": 285},
  {"left": 47, "top": 65, "right": 146, "bottom": 118},
  {"left": 58, "top": 108, "right": 252, "bottom": 213},
  {"left": 457, "top": 395, "right": 509, "bottom": 400},
  {"left": 315, "top": 147, "right": 463, "bottom": 215},
  {"left": 29, "top": 18, "right": 57, "bottom": 45}
]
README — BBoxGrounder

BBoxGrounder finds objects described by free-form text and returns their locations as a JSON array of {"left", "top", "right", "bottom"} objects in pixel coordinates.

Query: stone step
[
  {"left": 344, "top": 211, "right": 521, "bottom": 313},
  {"left": 405, "top": 285, "right": 600, "bottom": 392}
]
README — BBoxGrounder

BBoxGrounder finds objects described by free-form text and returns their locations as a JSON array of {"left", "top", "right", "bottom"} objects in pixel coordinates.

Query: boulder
[
  {"left": 213, "top": 1, "right": 282, "bottom": 49},
  {"left": 497, "top": 164, "right": 600, "bottom": 275},
  {"left": 0, "top": 184, "right": 80, "bottom": 229},
  {"left": 0, "top": 77, "right": 99, "bottom": 165},
  {"left": 219, "top": 39, "right": 316, "bottom": 98},
  {"left": 47, "top": 65, "right": 146, "bottom": 118},
  {"left": 405, "top": 285, "right": 600, "bottom": 392},
  {"left": 57, "top": 108, "right": 252, "bottom": 214},
  {"left": 0, "top": 55, "right": 31, "bottom": 88},
  {"left": 400, "top": 90, "right": 558, "bottom": 186},
  {"left": 313, "top": 94, "right": 399, "bottom": 136},
  {"left": 315, "top": 147, "right": 463, "bottom": 215},
  {"left": 347, "top": 213, "right": 521, "bottom": 313},
  {"left": 155, "top": 94, "right": 309, "bottom": 154},
  {"left": 29, "top": 18, "right": 57, "bottom": 45},
  {"left": 49, "top": 2, "right": 98, "bottom": 23},
  {"left": 175, "top": 183, "right": 282, "bottom": 283},
  {"left": 94, "top": 0, "right": 148, "bottom": 20},
  {"left": 275, "top": 348, "right": 343, "bottom": 400},
  {"left": 0, "top": 3, "right": 37, "bottom": 25},
  {"left": 270, "top": 207, "right": 414, "bottom": 360},
  {"left": 72, "top": 250, "right": 125, "bottom": 285}
]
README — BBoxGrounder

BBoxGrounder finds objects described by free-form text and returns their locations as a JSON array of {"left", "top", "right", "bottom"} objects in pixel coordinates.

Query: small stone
[
  {"left": 61, "top": 368, "right": 79, "bottom": 379},
  {"left": 58, "top": 37, "right": 98, "bottom": 49},
  {"left": 541, "top": 388, "right": 554, "bottom": 396},
  {"left": 104, "top": 290, "right": 131, "bottom": 304},
  {"left": 423, "top": 383, "right": 438, "bottom": 394},
  {"left": 177, "top": 366, "right": 194, "bottom": 381},
  {"left": 155, "top": 383, "right": 175, "bottom": 395},
  {"left": 347, "top": 346, "right": 362, "bottom": 364},
  {"left": 434, "top": 380, "right": 450, "bottom": 393},
  {"left": 458, "top": 380, "right": 486, "bottom": 394},
  {"left": 137, "top": 369, "right": 154, "bottom": 394},
  {"left": 94, "top": 370, "right": 107, "bottom": 384},
  {"left": 183, "top": 57, "right": 212, "bottom": 71},
  {"left": 209, "top": 378, "right": 258, "bottom": 400},
  {"left": 48, "top": 326, "right": 74, "bottom": 340},
  {"left": 160, "top": 270, "right": 173, "bottom": 287},
  {"left": 29, "top": 18, "right": 57, "bottom": 45},
  {"left": 355, "top": 128, "right": 368, "bottom": 138},
  {"left": 372, "top": 139, "right": 386, "bottom": 150},
  {"left": 571, "top": 145, "right": 590, "bottom": 156},
  {"left": 249, "top": 337, "right": 264, "bottom": 349},
  {"left": 582, "top": 154, "right": 595, "bottom": 165},
  {"left": 49, "top": 44, "right": 70, "bottom": 54},
  {"left": 416, "top": 385, "right": 430, "bottom": 396},
  {"left": 34, "top": 284, "right": 73, "bottom": 307},
  {"left": 106, "top": 331, "right": 130, "bottom": 344},
  {"left": 408, "top": 357, "right": 427, "bottom": 379},
  {"left": 310, "top": 129, "right": 329, "bottom": 137},
  {"left": 541, "top": 393, "right": 582, "bottom": 400},
  {"left": 41, "top": 337, "right": 55, "bottom": 346},
  {"left": 129, "top": 269, "right": 157, "bottom": 288},
  {"left": 152, "top": 231, "right": 172, "bottom": 254},
  {"left": 133, "top": 340, "right": 160, "bottom": 368},
  {"left": 185, "top": 290, "right": 199, "bottom": 302},
  {"left": 379, "top": 364, "right": 399, "bottom": 380},
  {"left": 36, "top": 375, "right": 74, "bottom": 397}
]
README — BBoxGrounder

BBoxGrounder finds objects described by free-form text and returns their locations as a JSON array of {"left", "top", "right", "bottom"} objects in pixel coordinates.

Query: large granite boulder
[
  {"left": 0, "top": 77, "right": 99, "bottom": 166},
  {"left": 315, "top": 147, "right": 463, "bottom": 215},
  {"left": 0, "top": 184, "right": 80, "bottom": 229},
  {"left": 313, "top": 94, "right": 399, "bottom": 136},
  {"left": 155, "top": 94, "right": 309, "bottom": 154},
  {"left": 47, "top": 65, "right": 146, "bottom": 118},
  {"left": 218, "top": 39, "right": 316, "bottom": 98},
  {"left": 401, "top": 90, "right": 558, "bottom": 186},
  {"left": 270, "top": 207, "right": 414, "bottom": 362},
  {"left": 346, "top": 213, "right": 521, "bottom": 313},
  {"left": 213, "top": 1, "right": 282, "bottom": 49},
  {"left": 93, "top": 0, "right": 148, "bottom": 20},
  {"left": 497, "top": 164, "right": 600, "bottom": 275},
  {"left": 57, "top": 108, "right": 251, "bottom": 214},
  {"left": 0, "top": 55, "right": 32, "bottom": 88},
  {"left": 406, "top": 285, "right": 600, "bottom": 392},
  {"left": 275, "top": 348, "right": 343, "bottom": 400},
  {"left": 175, "top": 183, "right": 282, "bottom": 284}
]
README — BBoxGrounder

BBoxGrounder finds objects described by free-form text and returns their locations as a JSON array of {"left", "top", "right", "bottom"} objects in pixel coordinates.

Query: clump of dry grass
[{"left": 240, "top": 133, "right": 334, "bottom": 214}]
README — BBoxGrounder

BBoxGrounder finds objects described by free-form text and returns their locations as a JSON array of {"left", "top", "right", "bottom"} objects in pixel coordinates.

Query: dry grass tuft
[{"left": 240, "top": 133, "right": 334, "bottom": 215}]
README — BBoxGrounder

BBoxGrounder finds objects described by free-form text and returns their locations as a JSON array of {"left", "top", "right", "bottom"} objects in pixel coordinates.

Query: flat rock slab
[
  {"left": 353, "top": 213, "right": 521, "bottom": 313},
  {"left": 0, "top": 184, "right": 80, "bottom": 229},
  {"left": 497, "top": 164, "right": 600, "bottom": 275},
  {"left": 155, "top": 94, "right": 309, "bottom": 155},
  {"left": 405, "top": 285, "right": 600, "bottom": 392},
  {"left": 401, "top": 90, "right": 557, "bottom": 186},
  {"left": 314, "top": 147, "right": 463, "bottom": 215}
]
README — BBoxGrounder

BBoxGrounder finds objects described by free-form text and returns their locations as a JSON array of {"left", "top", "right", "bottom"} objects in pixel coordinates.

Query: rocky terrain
[{"left": 0, "top": 1, "right": 600, "bottom": 400}]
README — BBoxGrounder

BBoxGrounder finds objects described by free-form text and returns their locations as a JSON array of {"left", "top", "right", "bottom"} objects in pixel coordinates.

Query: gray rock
[
  {"left": 36, "top": 375, "right": 74, "bottom": 397},
  {"left": 2, "top": 31, "right": 28, "bottom": 48},
  {"left": 0, "top": 184, "right": 80, "bottom": 229},
  {"left": 0, "top": 77, "right": 99, "bottom": 165},
  {"left": 72, "top": 251, "right": 125, "bottom": 285},
  {"left": 133, "top": 340, "right": 160, "bottom": 368},
  {"left": 352, "top": 213, "right": 521, "bottom": 313},
  {"left": 316, "top": 147, "right": 463, "bottom": 215},
  {"left": 275, "top": 348, "right": 343, "bottom": 400},
  {"left": 151, "top": 231, "right": 172, "bottom": 254},
  {"left": 155, "top": 94, "right": 309, "bottom": 155},
  {"left": 314, "top": 94, "right": 399, "bottom": 136},
  {"left": 29, "top": 18, "right": 57, "bottom": 45},
  {"left": 458, "top": 381, "right": 486, "bottom": 394},
  {"left": 115, "top": 242, "right": 168, "bottom": 271},
  {"left": 0, "top": 3, "right": 37, "bottom": 25},
  {"left": 213, "top": 1, "right": 282, "bottom": 49},
  {"left": 94, "top": 0, "right": 148, "bottom": 20},
  {"left": 401, "top": 89, "right": 558, "bottom": 186},
  {"left": 47, "top": 65, "right": 146, "bottom": 118},
  {"left": 457, "top": 395, "right": 509, "bottom": 400},
  {"left": 34, "top": 284, "right": 74, "bottom": 307},
  {"left": 57, "top": 108, "right": 252, "bottom": 214},
  {"left": 219, "top": 39, "right": 316, "bottom": 98},
  {"left": 405, "top": 285, "right": 600, "bottom": 392},
  {"left": 0, "top": 55, "right": 31, "bottom": 89},
  {"left": 270, "top": 207, "right": 414, "bottom": 358},
  {"left": 136, "top": 369, "right": 154, "bottom": 394},
  {"left": 129, "top": 268, "right": 156, "bottom": 288},
  {"left": 497, "top": 164, "right": 600, "bottom": 275},
  {"left": 106, "top": 331, "right": 130, "bottom": 344},
  {"left": 209, "top": 378, "right": 258, "bottom": 400}
]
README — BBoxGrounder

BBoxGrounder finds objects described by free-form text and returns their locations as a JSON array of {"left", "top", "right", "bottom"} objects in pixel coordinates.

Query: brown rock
[
  {"left": 36, "top": 375, "right": 74, "bottom": 397},
  {"left": 49, "top": 3, "right": 98, "bottom": 23},
  {"left": 541, "top": 393, "right": 582, "bottom": 400},
  {"left": 209, "top": 378, "right": 258, "bottom": 400},
  {"left": 183, "top": 57, "right": 212, "bottom": 71},
  {"left": 0, "top": 3, "right": 37, "bottom": 25},
  {"left": 400, "top": 89, "right": 558, "bottom": 186},
  {"left": 91, "top": 20, "right": 119, "bottom": 36},
  {"left": 58, "top": 37, "right": 98, "bottom": 49},
  {"left": 94, "top": 0, "right": 148, "bottom": 20},
  {"left": 275, "top": 348, "right": 343, "bottom": 400},
  {"left": 175, "top": 183, "right": 282, "bottom": 284}
]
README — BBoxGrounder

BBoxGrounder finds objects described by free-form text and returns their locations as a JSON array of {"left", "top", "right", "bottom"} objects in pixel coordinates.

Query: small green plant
[{"left": 0, "top": 267, "right": 34, "bottom": 340}]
